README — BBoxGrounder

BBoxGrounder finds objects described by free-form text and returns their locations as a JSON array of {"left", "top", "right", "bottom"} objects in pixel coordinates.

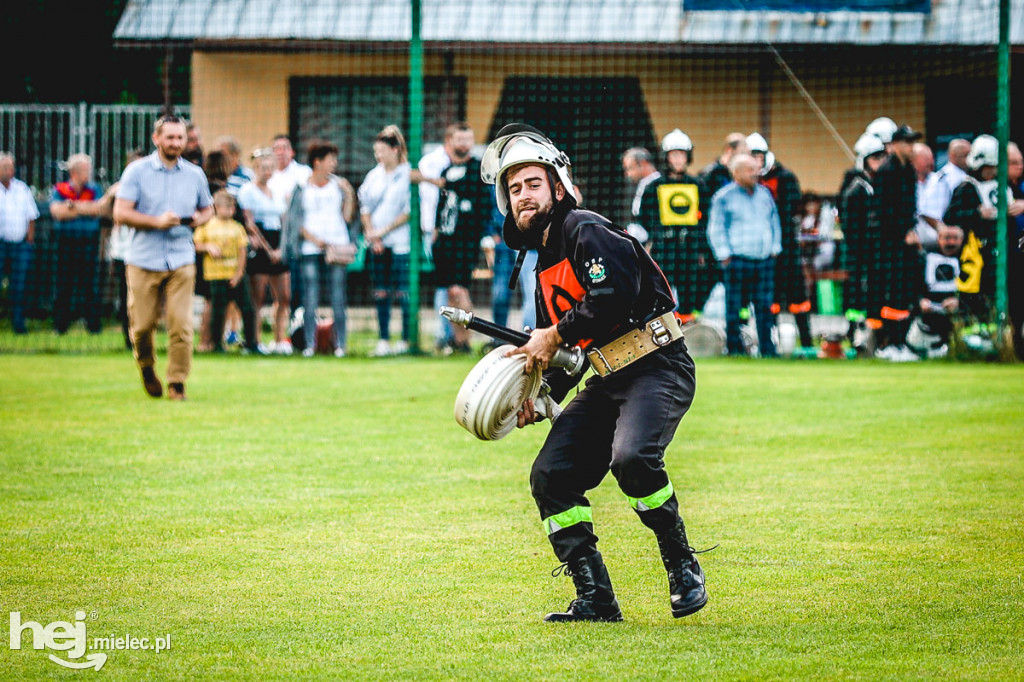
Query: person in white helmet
[
  {"left": 871, "top": 124, "right": 923, "bottom": 361},
  {"left": 839, "top": 133, "right": 888, "bottom": 353},
  {"left": 481, "top": 123, "right": 709, "bottom": 624},
  {"left": 635, "top": 129, "right": 715, "bottom": 319},
  {"left": 746, "top": 132, "right": 813, "bottom": 354},
  {"left": 838, "top": 117, "right": 896, "bottom": 198},
  {"left": 943, "top": 134, "right": 1009, "bottom": 321},
  {"left": 866, "top": 117, "right": 898, "bottom": 152}
]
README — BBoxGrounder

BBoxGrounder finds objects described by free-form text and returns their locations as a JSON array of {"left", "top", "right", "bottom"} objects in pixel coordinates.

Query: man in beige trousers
[{"left": 113, "top": 115, "right": 213, "bottom": 401}]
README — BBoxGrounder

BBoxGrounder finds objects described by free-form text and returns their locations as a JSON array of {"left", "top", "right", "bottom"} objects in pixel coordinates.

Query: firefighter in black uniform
[
  {"left": 480, "top": 124, "right": 707, "bottom": 623},
  {"left": 839, "top": 133, "right": 888, "bottom": 351},
  {"left": 638, "top": 129, "right": 715, "bottom": 319},
  {"left": 747, "top": 132, "right": 813, "bottom": 352},
  {"left": 872, "top": 124, "right": 923, "bottom": 358}
]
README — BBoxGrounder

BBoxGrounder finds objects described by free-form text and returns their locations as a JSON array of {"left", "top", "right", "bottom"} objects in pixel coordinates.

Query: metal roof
[{"left": 113, "top": 0, "right": 1024, "bottom": 46}]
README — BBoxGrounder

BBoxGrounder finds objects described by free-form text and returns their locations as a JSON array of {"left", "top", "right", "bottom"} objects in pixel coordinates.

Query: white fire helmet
[
  {"left": 481, "top": 124, "right": 575, "bottom": 216},
  {"left": 746, "top": 132, "right": 769, "bottom": 154},
  {"left": 854, "top": 133, "right": 886, "bottom": 170},
  {"left": 662, "top": 129, "right": 693, "bottom": 153},
  {"left": 967, "top": 134, "right": 999, "bottom": 170},
  {"left": 746, "top": 132, "right": 774, "bottom": 175},
  {"left": 865, "top": 117, "right": 898, "bottom": 144}
]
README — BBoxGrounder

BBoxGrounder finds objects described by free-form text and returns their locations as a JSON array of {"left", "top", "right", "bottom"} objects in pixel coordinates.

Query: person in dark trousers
[
  {"left": 839, "top": 133, "right": 887, "bottom": 353},
  {"left": 747, "top": 132, "right": 813, "bottom": 354},
  {"left": 481, "top": 124, "right": 708, "bottom": 623},
  {"left": 944, "top": 134, "right": 1003, "bottom": 323},
  {"left": 49, "top": 153, "right": 113, "bottom": 335},
  {"left": 871, "top": 124, "right": 924, "bottom": 362},
  {"left": 707, "top": 153, "right": 783, "bottom": 357},
  {"left": 637, "top": 129, "right": 715, "bottom": 319}
]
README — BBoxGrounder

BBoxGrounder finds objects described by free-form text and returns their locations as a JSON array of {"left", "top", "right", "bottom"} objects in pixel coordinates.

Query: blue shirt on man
[
  {"left": 116, "top": 152, "right": 212, "bottom": 272},
  {"left": 707, "top": 182, "right": 782, "bottom": 262}
]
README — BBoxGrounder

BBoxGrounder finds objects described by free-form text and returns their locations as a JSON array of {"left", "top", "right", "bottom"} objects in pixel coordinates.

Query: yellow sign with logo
[
  {"left": 957, "top": 230, "right": 984, "bottom": 294},
  {"left": 657, "top": 183, "right": 700, "bottom": 226}
]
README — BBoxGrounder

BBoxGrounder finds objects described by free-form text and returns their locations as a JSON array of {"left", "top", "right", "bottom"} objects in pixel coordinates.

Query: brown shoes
[
  {"left": 141, "top": 366, "right": 163, "bottom": 398},
  {"left": 167, "top": 382, "right": 187, "bottom": 401}
]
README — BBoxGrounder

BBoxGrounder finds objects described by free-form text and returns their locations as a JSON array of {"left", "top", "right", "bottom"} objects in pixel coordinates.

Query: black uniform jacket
[{"left": 505, "top": 202, "right": 677, "bottom": 400}]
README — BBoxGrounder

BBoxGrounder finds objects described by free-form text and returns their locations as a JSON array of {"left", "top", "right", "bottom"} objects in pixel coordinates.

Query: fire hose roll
[{"left": 454, "top": 344, "right": 561, "bottom": 441}]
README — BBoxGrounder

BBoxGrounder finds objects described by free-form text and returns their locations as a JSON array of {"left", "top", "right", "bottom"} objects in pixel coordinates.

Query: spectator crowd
[{"left": 1, "top": 114, "right": 1022, "bottom": 371}]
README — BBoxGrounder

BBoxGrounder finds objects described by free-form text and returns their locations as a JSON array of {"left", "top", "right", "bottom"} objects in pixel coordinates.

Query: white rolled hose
[{"left": 454, "top": 344, "right": 562, "bottom": 441}]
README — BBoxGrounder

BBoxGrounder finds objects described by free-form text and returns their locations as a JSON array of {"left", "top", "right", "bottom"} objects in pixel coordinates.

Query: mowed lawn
[{"left": 1, "top": 353, "right": 1021, "bottom": 681}]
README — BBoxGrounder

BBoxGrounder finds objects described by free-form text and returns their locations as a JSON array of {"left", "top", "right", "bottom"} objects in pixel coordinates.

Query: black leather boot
[
  {"left": 656, "top": 521, "right": 709, "bottom": 618},
  {"left": 543, "top": 551, "right": 624, "bottom": 622}
]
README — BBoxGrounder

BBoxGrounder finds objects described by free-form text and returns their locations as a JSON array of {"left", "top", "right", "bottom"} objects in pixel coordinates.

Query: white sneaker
[
  {"left": 883, "top": 345, "right": 919, "bottom": 362},
  {"left": 372, "top": 339, "right": 392, "bottom": 357},
  {"left": 896, "top": 345, "right": 921, "bottom": 362},
  {"left": 275, "top": 341, "right": 294, "bottom": 356},
  {"left": 334, "top": 347, "right": 346, "bottom": 358},
  {"left": 926, "top": 344, "right": 948, "bottom": 359},
  {"left": 391, "top": 339, "right": 409, "bottom": 355},
  {"left": 874, "top": 345, "right": 898, "bottom": 360},
  {"left": 302, "top": 347, "right": 315, "bottom": 358}
]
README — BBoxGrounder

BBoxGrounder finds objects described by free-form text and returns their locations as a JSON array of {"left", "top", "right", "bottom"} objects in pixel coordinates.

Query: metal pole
[
  {"left": 995, "top": 0, "right": 1010, "bottom": 327},
  {"left": 407, "top": 0, "right": 424, "bottom": 352}
]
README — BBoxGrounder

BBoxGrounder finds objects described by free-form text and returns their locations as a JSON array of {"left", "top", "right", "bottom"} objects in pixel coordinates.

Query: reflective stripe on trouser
[
  {"left": 542, "top": 506, "right": 593, "bottom": 536},
  {"left": 530, "top": 341, "right": 694, "bottom": 562},
  {"left": 626, "top": 481, "right": 674, "bottom": 512}
]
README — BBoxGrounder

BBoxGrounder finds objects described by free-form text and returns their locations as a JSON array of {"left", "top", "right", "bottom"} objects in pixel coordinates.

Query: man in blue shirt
[
  {"left": 50, "top": 154, "right": 113, "bottom": 334},
  {"left": 707, "top": 153, "right": 782, "bottom": 357},
  {"left": 113, "top": 115, "right": 213, "bottom": 401}
]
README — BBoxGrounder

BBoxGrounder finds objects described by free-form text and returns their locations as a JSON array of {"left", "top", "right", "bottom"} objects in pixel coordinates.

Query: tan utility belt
[{"left": 586, "top": 312, "right": 684, "bottom": 377}]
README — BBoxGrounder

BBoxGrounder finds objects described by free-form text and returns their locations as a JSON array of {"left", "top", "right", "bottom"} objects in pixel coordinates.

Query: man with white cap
[{"left": 482, "top": 123, "right": 708, "bottom": 623}]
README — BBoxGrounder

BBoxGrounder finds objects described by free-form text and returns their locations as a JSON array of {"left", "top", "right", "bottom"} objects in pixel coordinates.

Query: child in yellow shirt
[{"left": 193, "top": 190, "right": 263, "bottom": 354}]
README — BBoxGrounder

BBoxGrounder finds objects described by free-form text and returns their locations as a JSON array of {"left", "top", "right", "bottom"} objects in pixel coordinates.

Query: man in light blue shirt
[
  {"left": 114, "top": 115, "right": 213, "bottom": 401},
  {"left": 707, "top": 153, "right": 782, "bottom": 357}
]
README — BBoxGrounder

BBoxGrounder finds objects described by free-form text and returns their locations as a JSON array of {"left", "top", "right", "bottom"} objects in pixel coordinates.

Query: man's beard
[
  {"left": 159, "top": 145, "right": 183, "bottom": 161},
  {"left": 513, "top": 199, "right": 554, "bottom": 246}
]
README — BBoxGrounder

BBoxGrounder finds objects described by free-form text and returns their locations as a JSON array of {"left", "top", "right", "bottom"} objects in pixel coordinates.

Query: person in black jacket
[
  {"left": 747, "top": 133, "right": 813, "bottom": 353},
  {"left": 637, "top": 129, "right": 715, "bottom": 319},
  {"left": 944, "top": 134, "right": 1002, "bottom": 322},
  {"left": 839, "top": 133, "right": 888, "bottom": 352},
  {"left": 481, "top": 124, "right": 708, "bottom": 623},
  {"left": 871, "top": 124, "right": 924, "bottom": 361},
  {"left": 699, "top": 132, "right": 748, "bottom": 198}
]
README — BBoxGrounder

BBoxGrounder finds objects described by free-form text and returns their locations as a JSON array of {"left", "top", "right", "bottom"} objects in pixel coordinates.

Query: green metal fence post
[
  {"left": 996, "top": 0, "right": 1010, "bottom": 329},
  {"left": 407, "top": 0, "right": 424, "bottom": 353}
]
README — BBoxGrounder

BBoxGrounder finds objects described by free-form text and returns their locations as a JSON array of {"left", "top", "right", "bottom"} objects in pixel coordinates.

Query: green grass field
[{"left": 1, "top": 352, "right": 1022, "bottom": 680}]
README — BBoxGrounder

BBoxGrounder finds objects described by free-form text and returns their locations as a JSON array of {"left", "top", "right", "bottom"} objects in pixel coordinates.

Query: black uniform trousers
[{"left": 530, "top": 340, "right": 696, "bottom": 563}]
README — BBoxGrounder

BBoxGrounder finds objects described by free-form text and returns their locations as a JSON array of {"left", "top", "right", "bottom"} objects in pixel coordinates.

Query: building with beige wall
[{"left": 117, "top": 0, "right": 1016, "bottom": 211}]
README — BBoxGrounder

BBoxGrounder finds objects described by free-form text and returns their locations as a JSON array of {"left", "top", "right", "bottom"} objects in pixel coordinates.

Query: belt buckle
[
  {"left": 587, "top": 347, "right": 613, "bottom": 376},
  {"left": 650, "top": 318, "right": 672, "bottom": 347}
]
